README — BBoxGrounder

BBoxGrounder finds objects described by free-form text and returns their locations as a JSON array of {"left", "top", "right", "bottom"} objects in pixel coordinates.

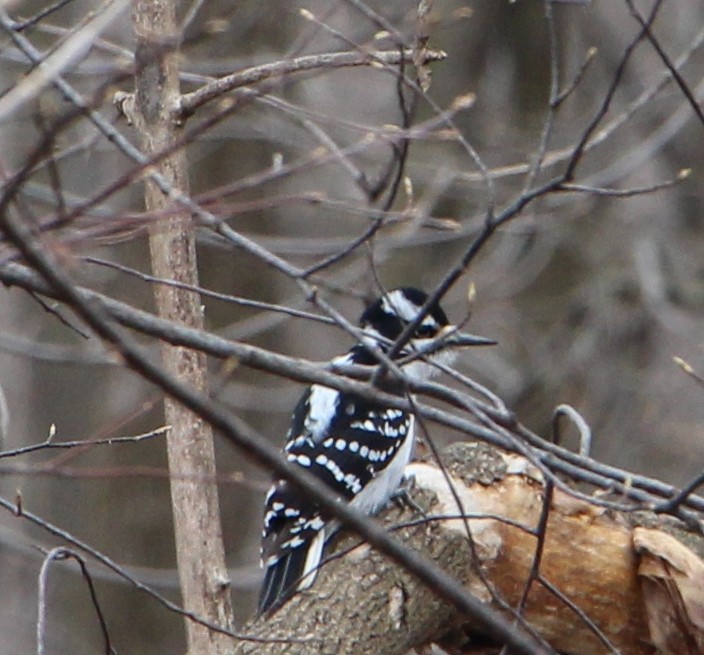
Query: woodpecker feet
[{"left": 391, "top": 474, "right": 427, "bottom": 519}]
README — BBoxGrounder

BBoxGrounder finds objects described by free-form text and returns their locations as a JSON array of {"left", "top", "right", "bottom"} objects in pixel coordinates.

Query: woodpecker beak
[{"left": 439, "top": 325, "right": 496, "bottom": 347}]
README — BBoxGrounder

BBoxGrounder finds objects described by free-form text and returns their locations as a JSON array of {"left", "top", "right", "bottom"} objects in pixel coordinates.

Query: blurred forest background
[{"left": 1, "top": 0, "right": 704, "bottom": 652}]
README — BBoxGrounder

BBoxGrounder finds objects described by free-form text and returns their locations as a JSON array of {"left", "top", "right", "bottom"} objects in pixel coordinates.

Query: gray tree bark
[{"left": 129, "top": 2, "right": 234, "bottom": 653}]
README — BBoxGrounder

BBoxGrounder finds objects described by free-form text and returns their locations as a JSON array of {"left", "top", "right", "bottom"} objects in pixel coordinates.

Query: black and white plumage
[{"left": 258, "top": 287, "right": 491, "bottom": 615}]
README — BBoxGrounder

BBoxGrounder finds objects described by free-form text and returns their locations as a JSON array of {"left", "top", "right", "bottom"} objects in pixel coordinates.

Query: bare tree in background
[
  {"left": 128, "top": 0, "right": 234, "bottom": 652},
  {"left": 2, "top": 1, "right": 704, "bottom": 653}
]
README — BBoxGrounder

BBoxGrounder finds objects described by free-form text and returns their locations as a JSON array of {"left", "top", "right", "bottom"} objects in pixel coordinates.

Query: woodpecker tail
[{"left": 257, "top": 529, "right": 326, "bottom": 616}]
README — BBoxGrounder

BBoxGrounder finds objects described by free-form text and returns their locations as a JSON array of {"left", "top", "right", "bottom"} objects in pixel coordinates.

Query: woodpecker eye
[{"left": 415, "top": 324, "right": 437, "bottom": 338}]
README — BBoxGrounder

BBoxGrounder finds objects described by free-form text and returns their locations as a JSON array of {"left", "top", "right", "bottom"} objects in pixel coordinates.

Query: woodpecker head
[{"left": 357, "top": 287, "right": 493, "bottom": 380}]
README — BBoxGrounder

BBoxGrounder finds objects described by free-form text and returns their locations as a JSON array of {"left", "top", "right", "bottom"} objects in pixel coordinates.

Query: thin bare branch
[
  {"left": 175, "top": 48, "right": 446, "bottom": 119},
  {"left": 626, "top": 0, "right": 704, "bottom": 130},
  {"left": 0, "top": 0, "right": 129, "bottom": 121},
  {"left": 0, "top": 425, "right": 169, "bottom": 459},
  {"left": 2, "top": 496, "right": 291, "bottom": 644},
  {"left": 37, "top": 548, "right": 116, "bottom": 655}
]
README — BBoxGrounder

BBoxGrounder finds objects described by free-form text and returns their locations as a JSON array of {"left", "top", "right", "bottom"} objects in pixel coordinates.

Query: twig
[
  {"left": 523, "top": 0, "right": 561, "bottom": 193},
  {"left": 0, "top": 426, "right": 169, "bottom": 459},
  {"left": 558, "top": 170, "right": 689, "bottom": 197},
  {"left": 0, "top": 384, "right": 8, "bottom": 447},
  {"left": 1, "top": 496, "right": 300, "bottom": 644},
  {"left": 500, "top": 480, "right": 557, "bottom": 655},
  {"left": 0, "top": 0, "right": 129, "bottom": 121},
  {"left": 552, "top": 405, "right": 592, "bottom": 458},
  {"left": 537, "top": 575, "right": 621, "bottom": 654},
  {"left": 84, "top": 256, "right": 336, "bottom": 325},
  {"left": 342, "top": 0, "right": 409, "bottom": 44},
  {"left": 176, "top": 48, "right": 447, "bottom": 119},
  {"left": 37, "top": 547, "right": 116, "bottom": 655},
  {"left": 655, "top": 470, "right": 704, "bottom": 514},
  {"left": 626, "top": 0, "right": 704, "bottom": 130},
  {"left": 553, "top": 46, "right": 597, "bottom": 107},
  {"left": 26, "top": 290, "right": 91, "bottom": 339},
  {"left": 302, "top": 220, "right": 386, "bottom": 278},
  {"left": 674, "top": 356, "right": 704, "bottom": 390},
  {"left": 563, "top": 0, "right": 663, "bottom": 181},
  {"left": 9, "top": 0, "right": 78, "bottom": 31}
]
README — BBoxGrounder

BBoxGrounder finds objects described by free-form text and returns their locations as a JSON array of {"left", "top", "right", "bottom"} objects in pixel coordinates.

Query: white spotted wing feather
[{"left": 258, "top": 380, "right": 413, "bottom": 615}]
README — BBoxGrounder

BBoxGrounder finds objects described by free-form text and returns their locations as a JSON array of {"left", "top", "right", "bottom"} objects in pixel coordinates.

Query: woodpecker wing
[{"left": 258, "top": 381, "right": 412, "bottom": 615}]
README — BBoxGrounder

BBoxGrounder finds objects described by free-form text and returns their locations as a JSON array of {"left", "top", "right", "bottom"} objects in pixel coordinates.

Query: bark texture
[
  {"left": 237, "top": 442, "right": 704, "bottom": 655},
  {"left": 130, "top": 1, "right": 233, "bottom": 653}
]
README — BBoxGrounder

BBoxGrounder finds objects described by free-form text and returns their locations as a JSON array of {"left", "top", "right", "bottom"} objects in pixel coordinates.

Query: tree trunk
[{"left": 130, "top": 2, "right": 234, "bottom": 653}]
